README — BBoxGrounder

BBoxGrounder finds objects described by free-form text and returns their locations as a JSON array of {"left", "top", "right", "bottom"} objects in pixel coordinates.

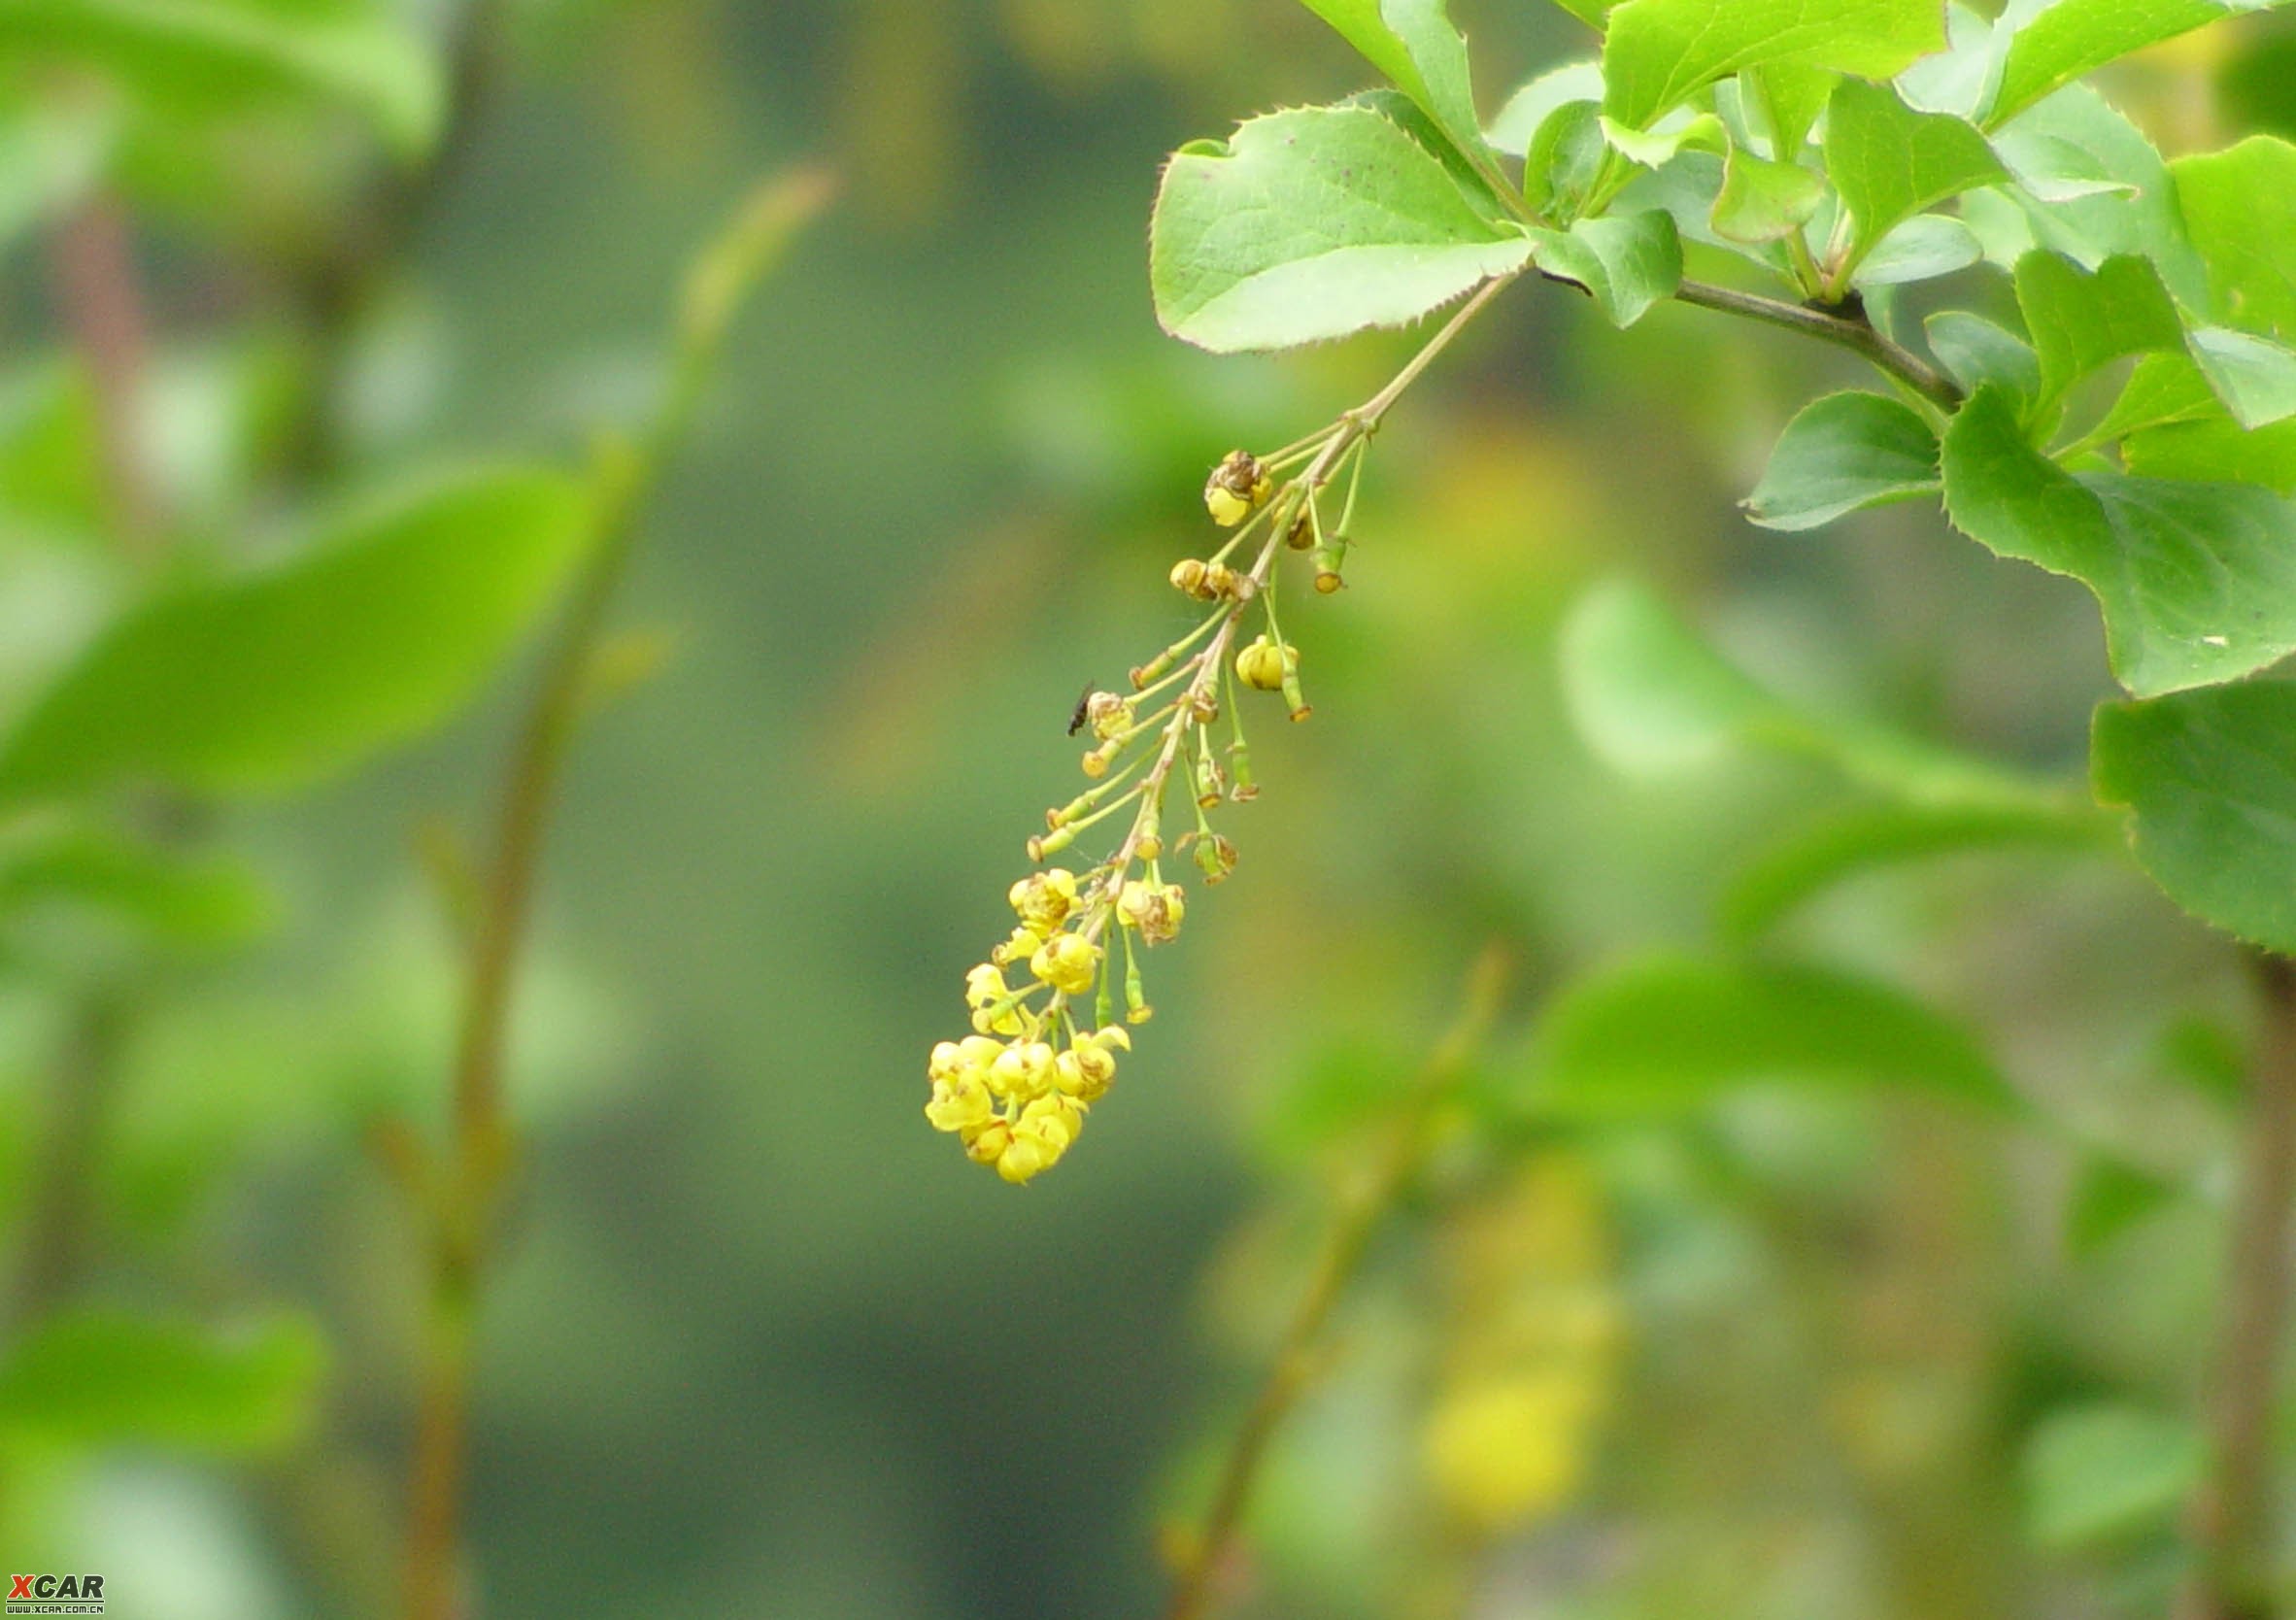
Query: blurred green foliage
[{"left": 5, "top": 3, "right": 2296, "bottom": 1620}]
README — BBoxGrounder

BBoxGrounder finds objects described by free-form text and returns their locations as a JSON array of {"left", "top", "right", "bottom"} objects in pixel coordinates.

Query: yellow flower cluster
[
  {"left": 923, "top": 867, "right": 1150, "bottom": 1183},
  {"left": 929, "top": 430, "right": 1373, "bottom": 1183}
]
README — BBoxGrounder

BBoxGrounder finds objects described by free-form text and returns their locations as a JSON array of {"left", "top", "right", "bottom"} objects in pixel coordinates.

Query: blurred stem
[
  {"left": 399, "top": 169, "right": 830, "bottom": 1620},
  {"left": 2177, "top": 950, "right": 2296, "bottom": 1620},
  {"left": 1670, "top": 279, "right": 1963, "bottom": 413},
  {"left": 14, "top": 191, "right": 165, "bottom": 1324},
  {"left": 288, "top": 0, "right": 507, "bottom": 480},
  {"left": 50, "top": 196, "right": 159, "bottom": 551},
  {"left": 10, "top": 990, "right": 124, "bottom": 1320},
  {"left": 1163, "top": 948, "right": 1510, "bottom": 1620}
]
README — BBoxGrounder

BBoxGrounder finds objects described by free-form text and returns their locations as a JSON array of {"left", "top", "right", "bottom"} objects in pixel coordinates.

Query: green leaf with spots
[
  {"left": 2176, "top": 136, "right": 2296, "bottom": 340},
  {"left": 1600, "top": 0, "right": 1943, "bottom": 132},
  {"left": 1151, "top": 106, "right": 1532, "bottom": 353},
  {"left": 2095, "top": 682, "right": 2296, "bottom": 951},
  {"left": 1823, "top": 79, "right": 2005, "bottom": 282},
  {"left": 0, "top": 466, "right": 594, "bottom": 803},
  {"left": 1943, "top": 388, "right": 2296, "bottom": 696},
  {"left": 1528, "top": 210, "right": 1681, "bottom": 327},
  {"left": 1744, "top": 391, "right": 1940, "bottom": 531}
]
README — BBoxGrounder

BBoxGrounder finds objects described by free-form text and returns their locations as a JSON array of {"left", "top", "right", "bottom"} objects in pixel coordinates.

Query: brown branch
[
  {"left": 1671, "top": 278, "right": 1964, "bottom": 413},
  {"left": 1163, "top": 949, "right": 1510, "bottom": 1620},
  {"left": 2177, "top": 950, "right": 2296, "bottom": 1620},
  {"left": 50, "top": 198, "right": 159, "bottom": 551}
]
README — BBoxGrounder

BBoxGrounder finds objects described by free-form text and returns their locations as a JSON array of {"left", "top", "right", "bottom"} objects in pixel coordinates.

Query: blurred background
[{"left": 7, "top": 3, "right": 2296, "bottom": 1617}]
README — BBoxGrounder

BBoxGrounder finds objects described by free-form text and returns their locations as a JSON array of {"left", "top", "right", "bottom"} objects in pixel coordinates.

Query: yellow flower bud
[
  {"left": 991, "top": 1039, "right": 1057, "bottom": 1102},
  {"left": 992, "top": 925, "right": 1043, "bottom": 965},
  {"left": 1116, "top": 879, "right": 1186, "bottom": 945},
  {"left": 1169, "top": 557, "right": 1209, "bottom": 596},
  {"left": 1235, "top": 635, "right": 1292, "bottom": 692},
  {"left": 1008, "top": 868, "right": 1078, "bottom": 931},
  {"left": 1059, "top": 1041, "right": 1117, "bottom": 1100},
  {"left": 963, "top": 1120, "right": 1011, "bottom": 1165},
  {"left": 1029, "top": 932, "right": 1102, "bottom": 996},
  {"left": 996, "top": 1125, "right": 1062, "bottom": 1184},
  {"left": 925, "top": 1074, "right": 995, "bottom": 1133},
  {"left": 1203, "top": 450, "right": 1272, "bottom": 526},
  {"left": 1021, "top": 1094, "right": 1085, "bottom": 1150}
]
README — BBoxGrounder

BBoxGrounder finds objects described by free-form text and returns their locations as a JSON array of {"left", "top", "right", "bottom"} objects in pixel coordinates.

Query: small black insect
[{"left": 1067, "top": 682, "right": 1096, "bottom": 736}]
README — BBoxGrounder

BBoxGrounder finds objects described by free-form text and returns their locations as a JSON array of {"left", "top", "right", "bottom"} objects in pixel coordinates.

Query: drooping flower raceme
[
  {"left": 923, "top": 269, "right": 1513, "bottom": 1184},
  {"left": 923, "top": 426, "right": 1376, "bottom": 1184}
]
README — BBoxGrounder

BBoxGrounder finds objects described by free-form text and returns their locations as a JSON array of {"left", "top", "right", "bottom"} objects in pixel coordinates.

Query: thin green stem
[
  {"left": 1162, "top": 949, "right": 1510, "bottom": 1620},
  {"left": 2176, "top": 951, "right": 2296, "bottom": 1620},
  {"left": 399, "top": 169, "right": 830, "bottom": 1620}
]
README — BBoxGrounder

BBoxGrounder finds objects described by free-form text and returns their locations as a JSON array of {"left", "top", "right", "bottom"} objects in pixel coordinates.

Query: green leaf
[
  {"left": 2187, "top": 324, "right": 2296, "bottom": 428},
  {"left": 2094, "top": 681, "right": 2296, "bottom": 952},
  {"left": 0, "top": 467, "right": 593, "bottom": 803},
  {"left": 1989, "top": 0, "right": 2272, "bottom": 131},
  {"left": 1709, "top": 145, "right": 1824, "bottom": 245},
  {"left": 0, "top": 1308, "right": 325, "bottom": 1451},
  {"left": 1743, "top": 390, "right": 1940, "bottom": 531},
  {"left": 1742, "top": 62, "right": 1836, "bottom": 158},
  {"left": 1488, "top": 60, "right": 1601, "bottom": 157},
  {"left": 1943, "top": 388, "right": 2296, "bottom": 696},
  {"left": 1854, "top": 216, "right": 1982, "bottom": 288},
  {"left": 2177, "top": 134, "right": 2296, "bottom": 344},
  {"left": 0, "top": 0, "right": 444, "bottom": 157},
  {"left": 1601, "top": 0, "right": 1942, "bottom": 132},
  {"left": 2015, "top": 252, "right": 2184, "bottom": 406},
  {"left": 1519, "top": 953, "right": 2017, "bottom": 1118},
  {"left": 1297, "top": 0, "right": 1496, "bottom": 165},
  {"left": 0, "top": 825, "right": 273, "bottom": 948},
  {"left": 1150, "top": 106, "right": 1531, "bottom": 354},
  {"left": 1528, "top": 210, "right": 1681, "bottom": 327},
  {"left": 1823, "top": 79, "right": 2005, "bottom": 281},
  {"left": 1522, "top": 98, "right": 1609, "bottom": 220},
  {"left": 2064, "top": 1155, "right": 2177, "bottom": 1257},
  {"left": 1721, "top": 801, "right": 2110, "bottom": 937},
  {"left": 2125, "top": 416, "right": 2296, "bottom": 492},
  {"left": 1599, "top": 110, "right": 1725, "bottom": 168},
  {"left": 1560, "top": 577, "right": 2057, "bottom": 807},
  {"left": 2023, "top": 1403, "right": 2205, "bottom": 1550},
  {"left": 2084, "top": 352, "right": 2224, "bottom": 446},
  {"left": 1993, "top": 87, "right": 2209, "bottom": 308},
  {"left": 1926, "top": 311, "right": 2043, "bottom": 408}
]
